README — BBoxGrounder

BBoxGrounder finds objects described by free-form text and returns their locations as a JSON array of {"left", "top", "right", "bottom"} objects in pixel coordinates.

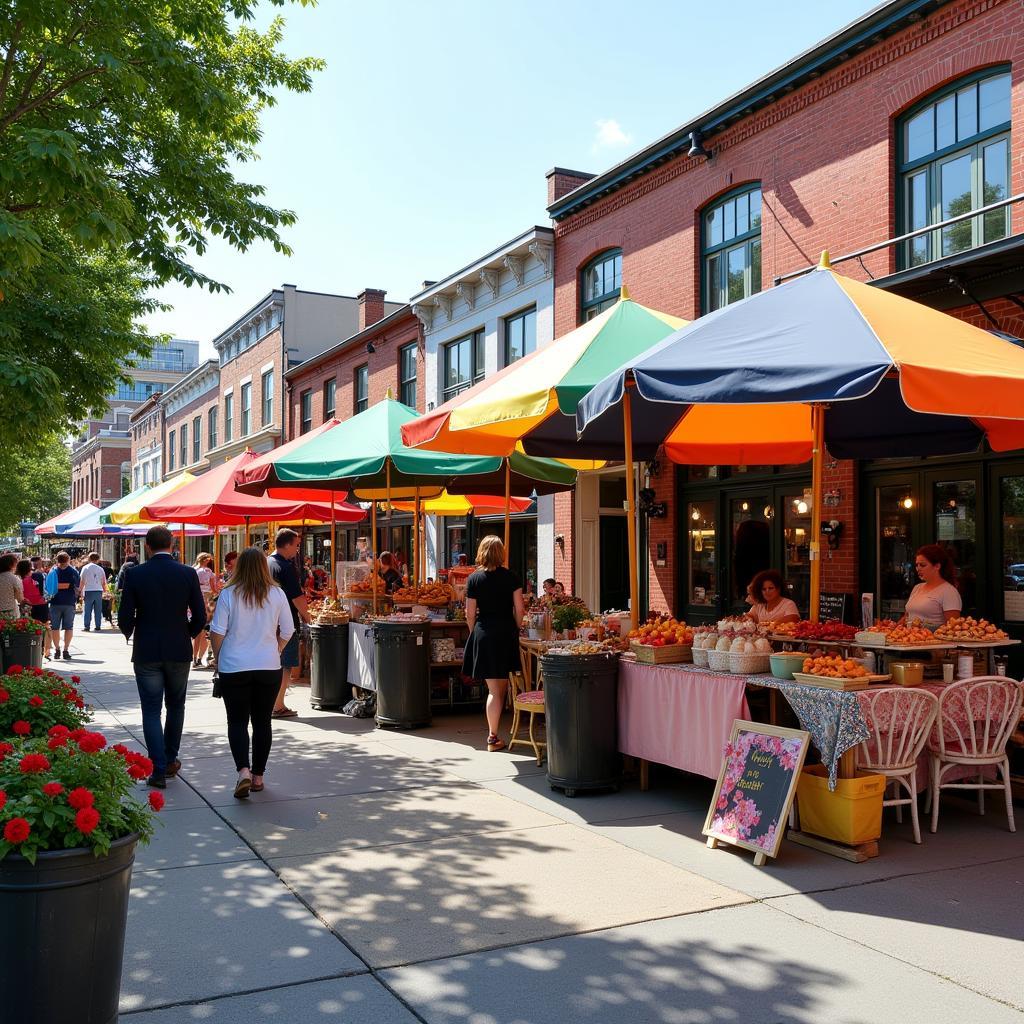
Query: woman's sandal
[
  {"left": 487, "top": 734, "right": 506, "bottom": 752},
  {"left": 250, "top": 778, "right": 264, "bottom": 793},
  {"left": 233, "top": 776, "right": 251, "bottom": 799},
  {"left": 272, "top": 707, "right": 298, "bottom": 719}
]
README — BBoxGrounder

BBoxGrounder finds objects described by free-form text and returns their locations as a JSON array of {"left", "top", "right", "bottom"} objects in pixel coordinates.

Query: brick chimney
[
  {"left": 358, "top": 288, "right": 387, "bottom": 331},
  {"left": 546, "top": 167, "right": 595, "bottom": 208}
]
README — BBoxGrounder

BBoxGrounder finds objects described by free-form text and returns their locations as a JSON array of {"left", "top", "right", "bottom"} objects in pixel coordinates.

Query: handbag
[{"left": 212, "top": 671, "right": 223, "bottom": 699}]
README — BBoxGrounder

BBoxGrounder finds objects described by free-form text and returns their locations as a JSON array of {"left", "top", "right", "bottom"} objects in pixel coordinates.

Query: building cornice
[{"left": 159, "top": 359, "right": 220, "bottom": 417}]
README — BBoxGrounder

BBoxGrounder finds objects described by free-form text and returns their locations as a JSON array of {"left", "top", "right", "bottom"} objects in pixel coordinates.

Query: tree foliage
[{"left": 0, "top": 431, "right": 72, "bottom": 532}]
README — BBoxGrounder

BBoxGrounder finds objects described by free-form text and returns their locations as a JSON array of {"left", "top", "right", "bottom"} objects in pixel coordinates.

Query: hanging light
[
  {"left": 902, "top": 495, "right": 915, "bottom": 510},
  {"left": 741, "top": 501, "right": 749, "bottom": 512},
  {"left": 763, "top": 505, "right": 774, "bottom": 520},
  {"left": 795, "top": 499, "right": 809, "bottom": 515},
  {"left": 691, "top": 508, "right": 701, "bottom": 521}
]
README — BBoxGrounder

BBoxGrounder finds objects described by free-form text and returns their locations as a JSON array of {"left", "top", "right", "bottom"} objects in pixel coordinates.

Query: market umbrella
[
  {"left": 391, "top": 492, "right": 533, "bottom": 516},
  {"left": 100, "top": 475, "right": 198, "bottom": 525},
  {"left": 36, "top": 501, "right": 100, "bottom": 536},
  {"left": 63, "top": 506, "right": 210, "bottom": 537},
  {"left": 577, "top": 254, "right": 1024, "bottom": 619}
]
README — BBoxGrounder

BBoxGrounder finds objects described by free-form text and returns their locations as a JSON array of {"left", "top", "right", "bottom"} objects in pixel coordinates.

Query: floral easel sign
[{"left": 702, "top": 721, "right": 810, "bottom": 866}]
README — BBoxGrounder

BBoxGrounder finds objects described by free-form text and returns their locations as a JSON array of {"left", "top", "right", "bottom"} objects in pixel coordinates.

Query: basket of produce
[
  {"left": 933, "top": 616, "right": 1009, "bottom": 642},
  {"left": 628, "top": 617, "right": 693, "bottom": 664},
  {"left": 707, "top": 637, "right": 734, "bottom": 672},
  {"left": 391, "top": 581, "right": 456, "bottom": 606},
  {"left": 315, "top": 597, "right": 350, "bottom": 625},
  {"left": 727, "top": 635, "right": 773, "bottom": 675},
  {"left": 690, "top": 629, "right": 718, "bottom": 668}
]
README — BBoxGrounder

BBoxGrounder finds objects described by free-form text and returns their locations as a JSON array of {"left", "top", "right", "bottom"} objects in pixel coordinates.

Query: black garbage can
[
  {"left": 541, "top": 652, "right": 621, "bottom": 796},
  {"left": 310, "top": 622, "right": 350, "bottom": 710},
  {"left": 2, "top": 629, "right": 44, "bottom": 671},
  {"left": 374, "top": 621, "right": 431, "bottom": 728}
]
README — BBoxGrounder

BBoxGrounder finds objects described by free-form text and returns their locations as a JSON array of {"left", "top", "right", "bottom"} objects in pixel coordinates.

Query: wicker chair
[{"left": 507, "top": 670, "right": 545, "bottom": 765}]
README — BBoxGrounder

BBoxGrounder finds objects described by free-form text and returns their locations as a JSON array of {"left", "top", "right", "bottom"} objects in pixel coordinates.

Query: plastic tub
[
  {"left": 890, "top": 661, "right": 924, "bottom": 687},
  {"left": 797, "top": 765, "right": 885, "bottom": 844},
  {"left": 769, "top": 651, "right": 807, "bottom": 680}
]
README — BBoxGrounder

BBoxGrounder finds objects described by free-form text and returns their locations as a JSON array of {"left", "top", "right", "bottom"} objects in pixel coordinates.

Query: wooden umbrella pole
[
  {"left": 503, "top": 459, "right": 511, "bottom": 567},
  {"left": 179, "top": 524, "right": 186, "bottom": 564},
  {"left": 414, "top": 488, "right": 421, "bottom": 587},
  {"left": 244, "top": 516, "right": 251, "bottom": 548},
  {"left": 330, "top": 495, "right": 337, "bottom": 598},
  {"left": 623, "top": 389, "right": 640, "bottom": 632},
  {"left": 213, "top": 528, "right": 221, "bottom": 575},
  {"left": 809, "top": 403, "right": 825, "bottom": 623},
  {"left": 371, "top": 495, "right": 378, "bottom": 615}
]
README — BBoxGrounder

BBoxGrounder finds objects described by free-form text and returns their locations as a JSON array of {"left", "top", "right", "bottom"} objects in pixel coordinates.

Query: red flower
[
  {"left": 0, "top": 790, "right": 6, "bottom": 810},
  {"left": 74, "top": 807, "right": 100, "bottom": 835},
  {"left": 67, "top": 787, "right": 95, "bottom": 809},
  {"left": 71, "top": 675, "right": 81, "bottom": 684},
  {"left": 28, "top": 695, "right": 44, "bottom": 707},
  {"left": 50, "top": 688, "right": 61, "bottom": 696},
  {"left": 0, "top": 688, "right": 8, "bottom": 703},
  {"left": 5, "top": 664, "right": 23, "bottom": 675},
  {"left": 127, "top": 762, "right": 149, "bottom": 780},
  {"left": 42, "top": 782, "right": 64, "bottom": 797},
  {"left": 112, "top": 743, "right": 130, "bottom": 757},
  {"left": 77, "top": 732, "right": 106, "bottom": 754},
  {"left": 68, "top": 729, "right": 86, "bottom": 741},
  {"left": 148, "top": 791, "right": 165, "bottom": 812},
  {"left": 19, "top": 753, "right": 50, "bottom": 773},
  {"left": 0, "top": 742, "right": 12, "bottom": 759},
  {"left": 47, "top": 735, "right": 68, "bottom": 750},
  {"left": 48, "top": 725, "right": 69, "bottom": 737},
  {"left": 12, "top": 720, "right": 30, "bottom": 736},
  {"left": 31, "top": 667, "right": 43, "bottom": 677},
  {"left": 3, "top": 818, "right": 30, "bottom": 844}
]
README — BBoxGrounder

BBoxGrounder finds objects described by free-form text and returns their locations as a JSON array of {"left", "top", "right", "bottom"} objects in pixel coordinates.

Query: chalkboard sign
[
  {"left": 819, "top": 591, "right": 850, "bottom": 623},
  {"left": 702, "top": 722, "right": 810, "bottom": 865}
]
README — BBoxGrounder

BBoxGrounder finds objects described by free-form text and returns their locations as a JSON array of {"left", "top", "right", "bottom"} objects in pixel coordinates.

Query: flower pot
[
  {"left": 0, "top": 832, "right": 138, "bottom": 1024},
  {"left": 2, "top": 630, "right": 44, "bottom": 671}
]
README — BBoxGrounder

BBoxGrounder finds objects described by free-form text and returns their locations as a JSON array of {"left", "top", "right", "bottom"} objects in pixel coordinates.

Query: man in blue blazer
[{"left": 119, "top": 525, "right": 208, "bottom": 787}]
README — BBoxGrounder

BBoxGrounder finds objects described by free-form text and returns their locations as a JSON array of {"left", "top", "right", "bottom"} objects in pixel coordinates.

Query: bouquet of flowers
[
  {"left": 0, "top": 666, "right": 90, "bottom": 738},
  {"left": 0, "top": 733, "right": 161, "bottom": 864},
  {"left": 0, "top": 617, "right": 47, "bottom": 638}
]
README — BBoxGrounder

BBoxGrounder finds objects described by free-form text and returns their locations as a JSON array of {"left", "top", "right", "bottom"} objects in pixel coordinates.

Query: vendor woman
[
  {"left": 744, "top": 569, "right": 801, "bottom": 624},
  {"left": 900, "top": 544, "right": 961, "bottom": 628}
]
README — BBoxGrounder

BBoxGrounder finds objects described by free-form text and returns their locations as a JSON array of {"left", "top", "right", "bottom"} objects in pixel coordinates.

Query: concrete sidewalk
[{"left": 67, "top": 627, "right": 1024, "bottom": 1023}]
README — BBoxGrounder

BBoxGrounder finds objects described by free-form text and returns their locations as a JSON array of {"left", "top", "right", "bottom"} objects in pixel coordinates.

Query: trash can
[
  {"left": 541, "top": 652, "right": 621, "bottom": 796},
  {"left": 310, "top": 622, "right": 350, "bottom": 710},
  {"left": 374, "top": 621, "right": 431, "bottom": 728},
  {"left": 2, "top": 629, "right": 44, "bottom": 671}
]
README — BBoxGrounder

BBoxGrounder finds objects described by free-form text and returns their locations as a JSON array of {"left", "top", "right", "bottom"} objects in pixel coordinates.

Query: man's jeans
[
  {"left": 134, "top": 662, "right": 190, "bottom": 775},
  {"left": 83, "top": 591, "right": 103, "bottom": 630}
]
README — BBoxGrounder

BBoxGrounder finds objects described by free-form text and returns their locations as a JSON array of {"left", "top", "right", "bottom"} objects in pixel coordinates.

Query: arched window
[
  {"left": 702, "top": 185, "right": 762, "bottom": 313},
  {"left": 580, "top": 249, "right": 622, "bottom": 322},
  {"left": 898, "top": 68, "right": 1011, "bottom": 268}
]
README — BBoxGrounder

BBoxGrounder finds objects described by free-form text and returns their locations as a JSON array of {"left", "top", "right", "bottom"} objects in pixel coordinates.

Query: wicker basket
[
  {"left": 706, "top": 648, "right": 733, "bottom": 672},
  {"left": 630, "top": 642, "right": 692, "bottom": 665},
  {"left": 728, "top": 650, "right": 772, "bottom": 675},
  {"left": 691, "top": 646, "right": 710, "bottom": 668}
]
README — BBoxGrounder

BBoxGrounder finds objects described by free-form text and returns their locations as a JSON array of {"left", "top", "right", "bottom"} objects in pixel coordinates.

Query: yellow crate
[{"left": 797, "top": 765, "right": 886, "bottom": 845}]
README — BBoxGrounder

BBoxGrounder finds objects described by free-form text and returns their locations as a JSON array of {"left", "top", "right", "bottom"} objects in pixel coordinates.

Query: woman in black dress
[{"left": 463, "top": 535, "right": 526, "bottom": 751}]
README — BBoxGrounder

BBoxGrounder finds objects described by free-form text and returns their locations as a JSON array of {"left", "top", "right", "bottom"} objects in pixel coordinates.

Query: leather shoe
[
  {"left": 165, "top": 759, "right": 181, "bottom": 778},
  {"left": 146, "top": 774, "right": 167, "bottom": 789}
]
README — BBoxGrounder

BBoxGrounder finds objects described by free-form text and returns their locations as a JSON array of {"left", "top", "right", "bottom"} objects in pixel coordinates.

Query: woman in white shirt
[
  {"left": 210, "top": 549, "right": 295, "bottom": 799},
  {"left": 744, "top": 569, "right": 801, "bottom": 624},
  {"left": 901, "top": 544, "right": 962, "bottom": 629},
  {"left": 192, "top": 553, "right": 220, "bottom": 669}
]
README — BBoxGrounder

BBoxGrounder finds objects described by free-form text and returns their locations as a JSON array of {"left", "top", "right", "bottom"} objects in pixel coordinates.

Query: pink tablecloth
[{"left": 618, "top": 662, "right": 751, "bottom": 780}]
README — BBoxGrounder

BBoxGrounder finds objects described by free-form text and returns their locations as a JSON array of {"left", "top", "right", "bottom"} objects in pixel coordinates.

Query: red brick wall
[
  {"left": 286, "top": 310, "right": 422, "bottom": 438},
  {"left": 218, "top": 330, "right": 285, "bottom": 446},
  {"left": 71, "top": 444, "right": 130, "bottom": 506},
  {"left": 553, "top": 492, "right": 574, "bottom": 589},
  {"left": 163, "top": 387, "right": 219, "bottom": 471}
]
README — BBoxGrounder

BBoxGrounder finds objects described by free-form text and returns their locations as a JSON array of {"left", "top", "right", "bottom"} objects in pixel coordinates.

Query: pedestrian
[
  {"left": 209, "top": 547, "right": 295, "bottom": 799},
  {"left": 221, "top": 549, "right": 238, "bottom": 584},
  {"left": 192, "top": 552, "right": 220, "bottom": 668},
  {"left": 116, "top": 553, "right": 138, "bottom": 592},
  {"left": 45, "top": 551, "right": 79, "bottom": 660},
  {"left": 27, "top": 557, "right": 51, "bottom": 658},
  {"left": 0, "top": 553, "right": 23, "bottom": 620},
  {"left": 267, "top": 528, "right": 310, "bottom": 718},
  {"left": 78, "top": 551, "right": 108, "bottom": 632},
  {"left": 462, "top": 536, "right": 526, "bottom": 752},
  {"left": 15, "top": 559, "right": 41, "bottom": 619},
  {"left": 118, "top": 525, "right": 208, "bottom": 788}
]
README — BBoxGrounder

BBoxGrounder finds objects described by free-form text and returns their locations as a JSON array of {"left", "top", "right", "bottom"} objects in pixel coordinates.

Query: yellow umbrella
[{"left": 101, "top": 473, "right": 198, "bottom": 525}]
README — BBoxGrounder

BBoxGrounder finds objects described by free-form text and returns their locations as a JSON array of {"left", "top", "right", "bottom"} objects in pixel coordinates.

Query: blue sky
[{"left": 149, "top": 0, "right": 879, "bottom": 357}]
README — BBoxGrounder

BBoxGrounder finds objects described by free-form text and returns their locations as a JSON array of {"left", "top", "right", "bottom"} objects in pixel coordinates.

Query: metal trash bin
[
  {"left": 541, "top": 652, "right": 621, "bottom": 796},
  {"left": 374, "top": 621, "right": 431, "bottom": 728},
  {"left": 310, "top": 622, "right": 350, "bottom": 710},
  {"left": 2, "top": 630, "right": 44, "bottom": 671}
]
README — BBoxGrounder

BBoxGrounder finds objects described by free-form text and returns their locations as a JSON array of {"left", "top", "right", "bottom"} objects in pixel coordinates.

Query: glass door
[
  {"left": 876, "top": 480, "right": 919, "bottom": 621},
  {"left": 926, "top": 471, "right": 981, "bottom": 616},
  {"left": 730, "top": 494, "right": 771, "bottom": 611},
  {"left": 686, "top": 499, "right": 717, "bottom": 611},
  {"left": 779, "top": 489, "right": 812, "bottom": 615}
]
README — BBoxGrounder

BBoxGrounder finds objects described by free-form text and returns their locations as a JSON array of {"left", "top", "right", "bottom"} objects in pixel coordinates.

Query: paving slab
[
  {"left": 121, "top": 861, "right": 364, "bottom": 1012},
  {"left": 134, "top": 806, "right": 257, "bottom": 872},
  {"left": 274, "top": 822, "right": 750, "bottom": 969},
  {"left": 218, "top": 780, "right": 562, "bottom": 859},
  {"left": 383, "top": 901, "right": 1024, "bottom": 1024},
  {"left": 771, "top": 856, "right": 1024, "bottom": 1010}
]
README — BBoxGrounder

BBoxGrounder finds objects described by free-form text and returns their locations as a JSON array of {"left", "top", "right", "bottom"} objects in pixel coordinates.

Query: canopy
[
  {"left": 35, "top": 502, "right": 100, "bottom": 536},
  {"left": 391, "top": 492, "right": 533, "bottom": 516},
  {"left": 143, "top": 451, "right": 365, "bottom": 527},
  {"left": 235, "top": 397, "right": 576, "bottom": 500},
  {"left": 402, "top": 292, "right": 686, "bottom": 459},
  {"left": 63, "top": 505, "right": 211, "bottom": 537},
  {"left": 577, "top": 260, "right": 1024, "bottom": 461},
  {"left": 101, "top": 475, "right": 197, "bottom": 525}
]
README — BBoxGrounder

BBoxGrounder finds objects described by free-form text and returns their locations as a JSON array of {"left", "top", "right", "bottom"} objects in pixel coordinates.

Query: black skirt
[{"left": 463, "top": 621, "right": 520, "bottom": 681}]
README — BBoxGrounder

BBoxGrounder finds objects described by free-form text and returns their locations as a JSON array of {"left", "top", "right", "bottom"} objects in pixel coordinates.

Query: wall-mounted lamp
[
  {"left": 555, "top": 533, "right": 565, "bottom": 553},
  {"left": 794, "top": 499, "right": 809, "bottom": 515},
  {"left": 691, "top": 508, "right": 701, "bottom": 521},
  {"left": 763, "top": 505, "right": 775, "bottom": 520},
  {"left": 902, "top": 495, "right": 915, "bottom": 510},
  {"left": 366, "top": 341, "right": 376, "bottom": 354},
  {"left": 638, "top": 488, "right": 667, "bottom": 519},
  {"left": 687, "top": 130, "right": 713, "bottom": 161}
]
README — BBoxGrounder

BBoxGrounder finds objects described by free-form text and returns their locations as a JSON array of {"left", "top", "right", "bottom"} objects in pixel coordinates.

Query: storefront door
[{"left": 730, "top": 494, "right": 771, "bottom": 608}]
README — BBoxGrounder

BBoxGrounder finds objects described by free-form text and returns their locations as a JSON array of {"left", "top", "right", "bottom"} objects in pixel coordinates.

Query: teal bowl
[{"left": 770, "top": 652, "right": 806, "bottom": 680}]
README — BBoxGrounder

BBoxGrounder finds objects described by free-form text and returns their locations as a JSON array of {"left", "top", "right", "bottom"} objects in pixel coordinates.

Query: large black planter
[
  {"left": 2, "top": 629, "right": 44, "bottom": 671},
  {"left": 541, "top": 652, "right": 621, "bottom": 796},
  {"left": 310, "top": 622, "right": 350, "bottom": 709},
  {"left": 0, "top": 832, "right": 138, "bottom": 1024},
  {"left": 374, "top": 621, "right": 431, "bottom": 728}
]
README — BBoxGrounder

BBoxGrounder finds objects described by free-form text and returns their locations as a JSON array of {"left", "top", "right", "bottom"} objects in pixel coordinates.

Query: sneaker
[{"left": 62, "top": 650, "right": 71, "bottom": 660}]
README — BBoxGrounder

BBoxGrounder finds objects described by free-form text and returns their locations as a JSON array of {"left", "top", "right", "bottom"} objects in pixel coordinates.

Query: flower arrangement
[
  {"left": 0, "top": 666, "right": 90, "bottom": 739},
  {"left": 551, "top": 601, "right": 591, "bottom": 634},
  {"left": 0, "top": 734, "right": 161, "bottom": 864},
  {"left": 0, "top": 617, "right": 47, "bottom": 638}
]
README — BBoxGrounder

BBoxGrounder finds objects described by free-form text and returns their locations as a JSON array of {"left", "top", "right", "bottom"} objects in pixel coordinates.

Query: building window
[
  {"left": 300, "top": 389, "right": 312, "bottom": 434},
  {"left": 261, "top": 369, "right": 274, "bottom": 426},
  {"left": 504, "top": 307, "right": 537, "bottom": 365},
  {"left": 702, "top": 185, "right": 762, "bottom": 313},
  {"left": 168, "top": 430, "right": 176, "bottom": 471},
  {"left": 399, "top": 343, "right": 417, "bottom": 408},
  {"left": 192, "top": 415, "right": 201, "bottom": 462},
  {"left": 240, "top": 382, "right": 252, "bottom": 436},
  {"left": 323, "top": 377, "right": 336, "bottom": 420},
  {"left": 180, "top": 422, "right": 188, "bottom": 466},
  {"left": 114, "top": 380, "right": 162, "bottom": 402},
  {"left": 354, "top": 365, "right": 369, "bottom": 414},
  {"left": 142, "top": 462, "right": 150, "bottom": 485},
  {"left": 580, "top": 250, "right": 622, "bottom": 322},
  {"left": 133, "top": 466, "right": 140, "bottom": 491},
  {"left": 208, "top": 406, "right": 218, "bottom": 450},
  {"left": 224, "top": 394, "right": 233, "bottom": 442},
  {"left": 442, "top": 330, "right": 484, "bottom": 402},
  {"left": 898, "top": 69, "right": 1011, "bottom": 268}
]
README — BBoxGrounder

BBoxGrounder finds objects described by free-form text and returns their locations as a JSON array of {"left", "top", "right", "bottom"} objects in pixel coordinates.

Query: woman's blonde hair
[
  {"left": 229, "top": 548, "right": 277, "bottom": 607},
  {"left": 193, "top": 552, "right": 213, "bottom": 569},
  {"left": 476, "top": 535, "right": 505, "bottom": 571}
]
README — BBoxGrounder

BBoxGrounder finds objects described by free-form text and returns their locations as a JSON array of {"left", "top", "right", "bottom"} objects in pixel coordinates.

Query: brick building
[
  {"left": 160, "top": 359, "right": 221, "bottom": 480},
  {"left": 70, "top": 434, "right": 131, "bottom": 508},
  {"left": 129, "top": 395, "right": 165, "bottom": 491},
  {"left": 547, "top": 0, "right": 1024, "bottom": 632}
]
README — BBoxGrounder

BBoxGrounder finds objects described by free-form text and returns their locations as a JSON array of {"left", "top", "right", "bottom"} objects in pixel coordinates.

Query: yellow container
[
  {"left": 797, "top": 765, "right": 885, "bottom": 845},
  {"left": 890, "top": 661, "right": 924, "bottom": 687}
]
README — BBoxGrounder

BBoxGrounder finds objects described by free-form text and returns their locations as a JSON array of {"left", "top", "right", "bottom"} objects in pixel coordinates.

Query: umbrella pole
[
  {"left": 809, "top": 403, "right": 825, "bottom": 623},
  {"left": 330, "top": 494, "right": 337, "bottom": 599},
  {"left": 179, "top": 524, "right": 186, "bottom": 564},
  {"left": 503, "top": 459, "right": 511, "bottom": 568},
  {"left": 244, "top": 516, "right": 251, "bottom": 548},
  {"left": 623, "top": 390, "right": 640, "bottom": 632},
  {"left": 414, "top": 488, "right": 421, "bottom": 588},
  {"left": 372, "top": 497, "right": 378, "bottom": 615},
  {"left": 214, "top": 528, "right": 221, "bottom": 575}
]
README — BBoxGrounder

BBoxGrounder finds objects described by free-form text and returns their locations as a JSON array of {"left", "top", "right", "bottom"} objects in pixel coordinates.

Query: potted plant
[
  {"left": 0, "top": 665, "right": 90, "bottom": 737},
  {"left": 0, "top": 675, "right": 163, "bottom": 1024},
  {"left": 551, "top": 601, "right": 590, "bottom": 639},
  {"left": 0, "top": 617, "right": 47, "bottom": 671}
]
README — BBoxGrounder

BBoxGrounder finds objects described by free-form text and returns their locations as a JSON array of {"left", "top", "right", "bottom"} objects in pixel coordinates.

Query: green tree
[{"left": 0, "top": 433, "right": 72, "bottom": 532}]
